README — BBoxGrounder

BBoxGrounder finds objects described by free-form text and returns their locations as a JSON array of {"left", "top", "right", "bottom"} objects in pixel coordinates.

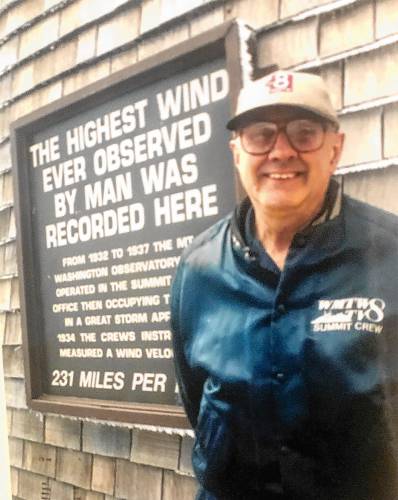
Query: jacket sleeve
[{"left": 170, "top": 260, "right": 204, "bottom": 428}]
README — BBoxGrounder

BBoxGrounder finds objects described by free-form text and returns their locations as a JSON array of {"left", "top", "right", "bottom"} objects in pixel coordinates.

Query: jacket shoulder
[
  {"left": 344, "top": 196, "right": 398, "bottom": 241},
  {"left": 179, "top": 213, "right": 232, "bottom": 262}
]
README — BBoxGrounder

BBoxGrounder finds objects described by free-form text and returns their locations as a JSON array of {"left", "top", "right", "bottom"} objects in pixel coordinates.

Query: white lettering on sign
[
  {"left": 109, "top": 280, "right": 128, "bottom": 292},
  {"left": 140, "top": 153, "right": 198, "bottom": 195},
  {"left": 53, "top": 266, "right": 108, "bottom": 283},
  {"left": 130, "top": 275, "right": 172, "bottom": 290},
  {"left": 62, "top": 254, "right": 86, "bottom": 267},
  {"left": 84, "top": 172, "right": 133, "bottom": 209},
  {"left": 154, "top": 184, "right": 218, "bottom": 226},
  {"left": 78, "top": 111, "right": 211, "bottom": 176},
  {"left": 56, "top": 284, "right": 96, "bottom": 297},
  {"left": 59, "top": 348, "right": 103, "bottom": 357},
  {"left": 66, "top": 100, "right": 148, "bottom": 154},
  {"left": 156, "top": 68, "right": 229, "bottom": 120},
  {"left": 29, "top": 135, "right": 60, "bottom": 167},
  {"left": 54, "top": 189, "right": 77, "bottom": 217},
  {"left": 111, "top": 257, "right": 180, "bottom": 276},
  {"left": 145, "top": 348, "right": 173, "bottom": 359},
  {"left": 79, "top": 370, "right": 125, "bottom": 389},
  {"left": 80, "top": 332, "right": 96, "bottom": 342},
  {"left": 141, "top": 330, "right": 171, "bottom": 341},
  {"left": 151, "top": 310, "right": 170, "bottom": 322},
  {"left": 51, "top": 369, "right": 74, "bottom": 387},
  {"left": 105, "top": 295, "right": 160, "bottom": 309},
  {"left": 80, "top": 300, "right": 102, "bottom": 311},
  {"left": 84, "top": 315, "right": 112, "bottom": 326},
  {"left": 152, "top": 239, "right": 173, "bottom": 252},
  {"left": 114, "top": 313, "right": 148, "bottom": 324},
  {"left": 42, "top": 156, "right": 86, "bottom": 192},
  {"left": 115, "top": 348, "right": 143, "bottom": 358},
  {"left": 57, "top": 333, "right": 76, "bottom": 343},
  {"left": 136, "top": 112, "right": 211, "bottom": 158},
  {"left": 100, "top": 331, "right": 136, "bottom": 342},
  {"left": 53, "top": 302, "right": 79, "bottom": 313},
  {"left": 131, "top": 373, "right": 167, "bottom": 392},
  {"left": 92, "top": 141, "right": 135, "bottom": 175},
  {"left": 176, "top": 235, "right": 194, "bottom": 249},
  {"left": 45, "top": 203, "right": 145, "bottom": 248},
  {"left": 27, "top": 64, "right": 233, "bottom": 409}
]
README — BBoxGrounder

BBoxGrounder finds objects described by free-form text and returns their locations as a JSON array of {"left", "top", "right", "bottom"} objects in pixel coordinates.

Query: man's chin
[{"left": 253, "top": 194, "right": 304, "bottom": 212}]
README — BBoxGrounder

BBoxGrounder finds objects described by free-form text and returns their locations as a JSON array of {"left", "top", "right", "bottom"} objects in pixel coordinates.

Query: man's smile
[
  {"left": 257, "top": 166, "right": 307, "bottom": 182},
  {"left": 264, "top": 172, "right": 302, "bottom": 180}
]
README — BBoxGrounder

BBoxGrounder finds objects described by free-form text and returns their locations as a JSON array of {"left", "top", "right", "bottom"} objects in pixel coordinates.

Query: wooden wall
[{"left": 1, "top": 0, "right": 397, "bottom": 498}]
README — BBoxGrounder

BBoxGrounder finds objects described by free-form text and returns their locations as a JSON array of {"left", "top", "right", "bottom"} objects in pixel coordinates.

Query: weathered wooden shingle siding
[{"left": 1, "top": 1, "right": 397, "bottom": 498}]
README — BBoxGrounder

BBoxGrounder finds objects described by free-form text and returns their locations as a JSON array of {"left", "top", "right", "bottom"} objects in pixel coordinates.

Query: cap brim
[{"left": 227, "top": 104, "right": 339, "bottom": 130}]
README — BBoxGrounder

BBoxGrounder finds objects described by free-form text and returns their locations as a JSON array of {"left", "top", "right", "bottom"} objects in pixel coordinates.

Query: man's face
[{"left": 230, "top": 107, "right": 344, "bottom": 217}]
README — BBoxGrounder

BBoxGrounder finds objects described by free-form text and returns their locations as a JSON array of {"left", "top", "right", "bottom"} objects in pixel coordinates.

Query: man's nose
[{"left": 267, "top": 131, "right": 298, "bottom": 161}]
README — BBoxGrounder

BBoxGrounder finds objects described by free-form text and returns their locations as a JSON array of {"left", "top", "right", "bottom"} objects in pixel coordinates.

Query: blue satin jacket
[{"left": 171, "top": 193, "right": 398, "bottom": 500}]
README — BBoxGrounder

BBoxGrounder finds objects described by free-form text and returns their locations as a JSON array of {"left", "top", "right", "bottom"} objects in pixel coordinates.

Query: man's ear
[
  {"left": 330, "top": 132, "right": 345, "bottom": 173},
  {"left": 229, "top": 138, "right": 240, "bottom": 167}
]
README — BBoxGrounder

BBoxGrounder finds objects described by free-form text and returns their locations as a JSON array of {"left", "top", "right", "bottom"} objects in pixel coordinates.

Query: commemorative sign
[{"left": 11, "top": 22, "right": 251, "bottom": 426}]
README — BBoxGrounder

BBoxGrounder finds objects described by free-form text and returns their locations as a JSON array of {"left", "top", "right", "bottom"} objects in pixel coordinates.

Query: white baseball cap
[{"left": 227, "top": 70, "right": 339, "bottom": 130}]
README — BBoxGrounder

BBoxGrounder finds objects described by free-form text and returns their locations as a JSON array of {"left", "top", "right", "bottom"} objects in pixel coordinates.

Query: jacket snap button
[
  {"left": 244, "top": 249, "right": 257, "bottom": 262},
  {"left": 280, "top": 445, "right": 289, "bottom": 454},
  {"left": 275, "top": 372, "right": 285, "bottom": 381},
  {"left": 277, "top": 304, "right": 286, "bottom": 315},
  {"left": 296, "top": 235, "right": 307, "bottom": 247},
  {"left": 232, "top": 235, "right": 241, "bottom": 248}
]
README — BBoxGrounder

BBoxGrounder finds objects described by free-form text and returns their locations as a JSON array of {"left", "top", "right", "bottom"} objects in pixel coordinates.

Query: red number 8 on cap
[{"left": 266, "top": 73, "right": 293, "bottom": 93}]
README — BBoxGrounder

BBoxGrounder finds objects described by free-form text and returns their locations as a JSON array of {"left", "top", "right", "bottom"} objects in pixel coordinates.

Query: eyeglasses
[{"left": 239, "top": 119, "right": 332, "bottom": 155}]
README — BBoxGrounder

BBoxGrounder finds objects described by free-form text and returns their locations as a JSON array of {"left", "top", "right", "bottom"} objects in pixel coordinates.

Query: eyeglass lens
[{"left": 241, "top": 119, "right": 325, "bottom": 154}]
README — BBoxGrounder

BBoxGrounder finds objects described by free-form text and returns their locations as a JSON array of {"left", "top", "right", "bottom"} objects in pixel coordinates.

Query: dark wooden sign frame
[{"left": 10, "top": 20, "right": 252, "bottom": 427}]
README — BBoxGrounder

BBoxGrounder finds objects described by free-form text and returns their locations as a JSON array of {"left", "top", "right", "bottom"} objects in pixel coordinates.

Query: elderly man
[{"left": 171, "top": 70, "right": 398, "bottom": 500}]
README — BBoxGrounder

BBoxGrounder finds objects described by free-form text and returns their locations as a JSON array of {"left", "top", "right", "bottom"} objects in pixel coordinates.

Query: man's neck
[{"left": 253, "top": 200, "right": 324, "bottom": 270}]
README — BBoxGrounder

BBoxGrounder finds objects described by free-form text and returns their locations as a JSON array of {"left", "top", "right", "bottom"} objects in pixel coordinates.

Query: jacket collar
[{"left": 231, "top": 178, "right": 343, "bottom": 254}]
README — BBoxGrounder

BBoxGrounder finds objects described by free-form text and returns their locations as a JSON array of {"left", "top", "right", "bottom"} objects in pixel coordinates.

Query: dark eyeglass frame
[{"left": 238, "top": 119, "right": 336, "bottom": 156}]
